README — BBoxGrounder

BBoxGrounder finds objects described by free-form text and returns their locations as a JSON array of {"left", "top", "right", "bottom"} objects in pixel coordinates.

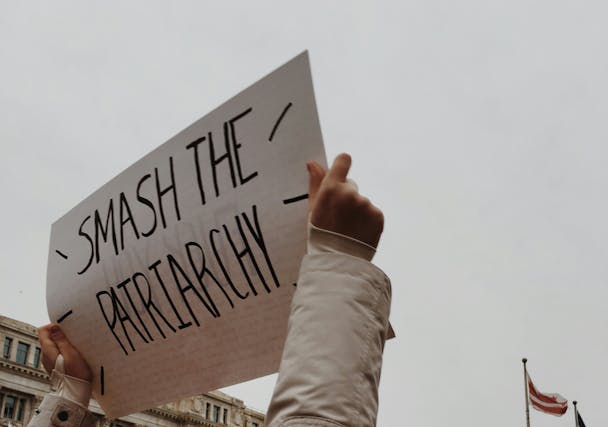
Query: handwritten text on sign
[{"left": 46, "top": 52, "right": 326, "bottom": 418}]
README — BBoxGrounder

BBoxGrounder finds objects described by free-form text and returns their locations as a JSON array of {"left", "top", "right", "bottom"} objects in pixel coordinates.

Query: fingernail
[{"left": 50, "top": 325, "right": 62, "bottom": 338}]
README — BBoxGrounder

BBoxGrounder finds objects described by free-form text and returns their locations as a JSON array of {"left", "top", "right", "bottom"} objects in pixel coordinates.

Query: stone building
[{"left": 0, "top": 315, "right": 265, "bottom": 427}]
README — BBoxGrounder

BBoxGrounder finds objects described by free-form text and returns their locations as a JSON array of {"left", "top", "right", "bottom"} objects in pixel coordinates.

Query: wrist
[{"left": 50, "top": 355, "right": 92, "bottom": 408}]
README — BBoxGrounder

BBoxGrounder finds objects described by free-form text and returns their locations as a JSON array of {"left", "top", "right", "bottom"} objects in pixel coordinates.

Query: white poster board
[{"left": 46, "top": 51, "right": 326, "bottom": 418}]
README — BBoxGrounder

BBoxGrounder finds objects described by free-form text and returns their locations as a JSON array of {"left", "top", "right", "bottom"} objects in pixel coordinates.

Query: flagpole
[
  {"left": 523, "top": 358, "right": 531, "bottom": 427},
  {"left": 573, "top": 401, "right": 578, "bottom": 427}
]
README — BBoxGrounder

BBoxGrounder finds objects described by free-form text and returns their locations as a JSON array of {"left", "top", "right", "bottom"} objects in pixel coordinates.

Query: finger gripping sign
[{"left": 46, "top": 51, "right": 326, "bottom": 418}]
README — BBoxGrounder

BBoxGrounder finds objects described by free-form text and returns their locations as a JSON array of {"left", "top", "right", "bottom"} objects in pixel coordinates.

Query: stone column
[{"left": 9, "top": 338, "right": 18, "bottom": 361}]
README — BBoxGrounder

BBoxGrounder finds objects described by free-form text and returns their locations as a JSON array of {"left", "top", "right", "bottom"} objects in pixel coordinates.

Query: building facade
[{"left": 0, "top": 315, "right": 265, "bottom": 427}]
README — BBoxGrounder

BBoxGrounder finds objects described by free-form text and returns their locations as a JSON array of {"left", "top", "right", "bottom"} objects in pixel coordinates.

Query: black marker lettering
[
  {"left": 185, "top": 241, "right": 234, "bottom": 312},
  {"left": 110, "top": 284, "right": 149, "bottom": 352},
  {"left": 96, "top": 290, "right": 128, "bottom": 356},
  {"left": 57, "top": 310, "right": 73, "bottom": 323},
  {"left": 148, "top": 259, "right": 192, "bottom": 330},
  {"left": 209, "top": 229, "right": 249, "bottom": 300},
  {"left": 77, "top": 215, "right": 94, "bottom": 275},
  {"left": 92, "top": 204, "right": 282, "bottom": 354},
  {"left": 167, "top": 254, "right": 219, "bottom": 326},
  {"left": 117, "top": 278, "right": 153, "bottom": 342},
  {"left": 100, "top": 366, "right": 105, "bottom": 395},
  {"left": 137, "top": 174, "right": 157, "bottom": 237},
  {"left": 283, "top": 193, "right": 309, "bottom": 204},
  {"left": 241, "top": 205, "right": 281, "bottom": 289},
  {"left": 235, "top": 214, "right": 272, "bottom": 294},
  {"left": 94, "top": 199, "right": 118, "bottom": 263},
  {"left": 229, "top": 108, "right": 258, "bottom": 185},
  {"left": 131, "top": 272, "right": 176, "bottom": 339},
  {"left": 155, "top": 156, "right": 181, "bottom": 229},
  {"left": 186, "top": 136, "right": 207, "bottom": 206},
  {"left": 209, "top": 129, "right": 236, "bottom": 197},
  {"left": 119, "top": 192, "right": 140, "bottom": 250},
  {"left": 223, "top": 221, "right": 258, "bottom": 296},
  {"left": 269, "top": 102, "right": 293, "bottom": 142}
]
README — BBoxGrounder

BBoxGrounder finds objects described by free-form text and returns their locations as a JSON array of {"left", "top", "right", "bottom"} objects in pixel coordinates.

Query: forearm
[
  {"left": 28, "top": 355, "right": 95, "bottom": 427},
  {"left": 266, "top": 253, "right": 391, "bottom": 427}
]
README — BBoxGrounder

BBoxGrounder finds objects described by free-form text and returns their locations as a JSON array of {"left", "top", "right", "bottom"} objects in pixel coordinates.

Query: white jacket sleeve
[
  {"left": 265, "top": 253, "right": 392, "bottom": 427},
  {"left": 28, "top": 356, "right": 96, "bottom": 427},
  {"left": 27, "top": 395, "right": 97, "bottom": 427}
]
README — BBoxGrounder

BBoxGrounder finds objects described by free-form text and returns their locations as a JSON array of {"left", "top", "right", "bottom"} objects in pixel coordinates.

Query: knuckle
[
  {"left": 368, "top": 204, "right": 384, "bottom": 225},
  {"left": 358, "top": 196, "right": 371, "bottom": 208},
  {"left": 326, "top": 186, "right": 353, "bottom": 204},
  {"left": 321, "top": 182, "right": 339, "bottom": 196},
  {"left": 376, "top": 211, "right": 385, "bottom": 232},
  {"left": 373, "top": 205, "right": 384, "bottom": 219},
  {"left": 342, "top": 189, "right": 359, "bottom": 204}
]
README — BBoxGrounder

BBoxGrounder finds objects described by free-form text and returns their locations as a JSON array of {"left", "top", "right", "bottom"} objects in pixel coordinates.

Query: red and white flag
[{"left": 527, "top": 373, "right": 568, "bottom": 416}]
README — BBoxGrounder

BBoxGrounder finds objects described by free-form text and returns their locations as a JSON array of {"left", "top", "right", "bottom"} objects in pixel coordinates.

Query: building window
[
  {"left": 3, "top": 395, "right": 16, "bottom": 419},
  {"left": 33, "top": 347, "right": 41, "bottom": 368},
  {"left": 212, "top": 405, "right": 220, "bottom": 422},
  {"left": 252, "top": 422, "right": 259, "bottom": 427},
  {"left": 0, "top": 394, "right": 36, "bottom": 423},
  {"left": 205, "top": 402, "right": 210, "bottom": 419},
  {"left": 222, "top": 408, "right": 227, "bottom": 424},
  {"left": 3, "top": 337, "right": 12, "bottom": 359},
  {"left": 16, "top": 398, "right": 25, "bottom": 421},
  {"left": 16, "top": 342, "right": 29, "bottom": 365}
]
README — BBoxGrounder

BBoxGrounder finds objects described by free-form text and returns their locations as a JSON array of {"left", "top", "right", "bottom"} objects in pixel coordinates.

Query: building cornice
[
  {"left": 0, "top": 315, "right": 39, "bottom": 337},
  {"left": 144, "top": 407, "right": 225, "bottom": 426},
  {"left": 0, "top": 359, "right": 49, "bottom": 381}
]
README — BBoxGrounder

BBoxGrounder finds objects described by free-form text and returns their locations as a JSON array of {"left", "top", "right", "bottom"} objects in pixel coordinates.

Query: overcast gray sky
[{"left": 1, "top": 1, "right": 607, "bottom": 426}]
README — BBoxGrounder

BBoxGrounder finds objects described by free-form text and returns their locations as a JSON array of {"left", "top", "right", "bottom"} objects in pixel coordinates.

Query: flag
[
  {"left": 576, "top": 411, "right": 587, "bottom": 427},
  {"left": 527, "top": 373, "right": 568, "bottom": 416}
]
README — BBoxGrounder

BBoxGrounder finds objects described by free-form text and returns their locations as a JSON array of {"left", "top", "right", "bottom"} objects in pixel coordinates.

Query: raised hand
[
  {"left": 38, "top": 324, "right": 92, "bottom": 381},
  {"left": 307, "top": 153, "right": 384, "bottom": 248}
]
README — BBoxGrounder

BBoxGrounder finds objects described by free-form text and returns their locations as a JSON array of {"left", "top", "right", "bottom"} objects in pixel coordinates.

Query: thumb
[
  {"left": 307, "top": 161, "right": 325, "bottom": 209},
  {"left": 326, "top": 153, "right": 352, "bottom": 182}
]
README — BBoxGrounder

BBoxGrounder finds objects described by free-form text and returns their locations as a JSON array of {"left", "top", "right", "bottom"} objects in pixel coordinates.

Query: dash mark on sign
[
  {"left": 57, "top": 310, "right": 73, "bottom": 324},
  {"left": 101, "top": 366, "right": 105, "bottom": 395},
  {"left": 269, "top": 102, "right": 293, "bottom": 142},
  {"left": 55, "top": 250, "right": 68, "bottom": 260},
  {"left": 283, "top": 193, "right": 308, "bottom": 204}
]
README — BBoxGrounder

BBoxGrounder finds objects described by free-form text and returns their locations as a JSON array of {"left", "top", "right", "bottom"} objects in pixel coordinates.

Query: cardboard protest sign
[{"left": 46, "top": 51, "right": 326, "bottom": 418}]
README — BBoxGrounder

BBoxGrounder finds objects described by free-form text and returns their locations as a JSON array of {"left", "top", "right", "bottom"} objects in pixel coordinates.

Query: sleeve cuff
[
  {"left": 50, "top": 355, "right": 92, "bottom": 408},
  {"left": 308, "top": 222, "right": 376, "bottom": 261}
]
